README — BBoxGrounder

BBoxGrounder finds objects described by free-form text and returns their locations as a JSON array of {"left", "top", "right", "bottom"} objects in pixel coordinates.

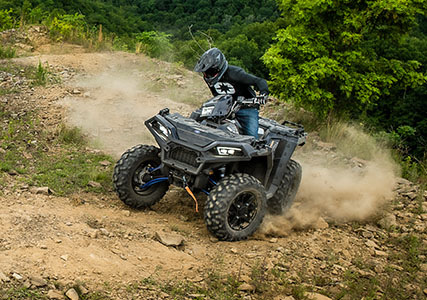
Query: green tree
[
  {"left": 0, "top": 8, "right": 14, "bottom": 30},
  {"left": 136, "top": 31, "right": 173, "bottom": 60},
  {"left": 263, "top": 0, "right": 427, "bottom": 119}
]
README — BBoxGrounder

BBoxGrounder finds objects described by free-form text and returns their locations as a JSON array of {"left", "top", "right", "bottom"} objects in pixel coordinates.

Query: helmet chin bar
[{"left": 203, "top": 72, "right": 219, "bottom": 79}]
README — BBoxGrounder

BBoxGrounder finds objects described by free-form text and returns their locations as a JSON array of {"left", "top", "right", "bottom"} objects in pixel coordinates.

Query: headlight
[
  {"left": 152, "top": 121, "right": 170, "bottom": 140},
  {"left": 216, "top": 147, "right": 241, "bottom": 156},
  {"left": 158, "top": 123, "right": 169, "bottom": 136}
]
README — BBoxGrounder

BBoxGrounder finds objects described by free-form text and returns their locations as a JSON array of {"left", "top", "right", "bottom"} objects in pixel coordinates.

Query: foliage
[
  {"left": 0, "top": 8, "right": 13, "bottom": 30},
  {"left": 0, "top": 44, "right": 16, "bottom": 58},
  {"left": 263, "top": 0, "right": 426, "bottom": 119},
  {"left": 136, "top": 31, "right": 173, "bottom": 60},
  {"left": 34, "top": 61, "right": 48, "bottom": 85},
  {"left": 0, "top": 0, "right": 278, "bottom": 38},
  {"left": 46, "top": 13, "right": 86, "bottom": 42}
]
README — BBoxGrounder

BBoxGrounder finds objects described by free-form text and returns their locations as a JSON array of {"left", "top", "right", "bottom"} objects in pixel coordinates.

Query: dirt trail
[
  {"left": 14, "top": 51, "right": 207, "bottom": 157},
  {"left": 1, "top": 48, "right": 425, "bottom": 298}
]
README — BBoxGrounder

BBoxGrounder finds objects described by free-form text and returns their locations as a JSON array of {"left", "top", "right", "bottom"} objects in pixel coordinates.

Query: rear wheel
[
  {"left": 113, "top": 145, "right": 169, "bottom": 209},
  {"left": 204, "top": 173, "right": 267, "bottom": 241},
  {"left": 267, "top": 159, "right": 302, "bottom": 215}
]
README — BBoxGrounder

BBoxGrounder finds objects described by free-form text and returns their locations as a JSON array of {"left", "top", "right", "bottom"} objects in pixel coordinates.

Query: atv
[{"left": 113, "top": 95, "right": 306, "bottom": 241}]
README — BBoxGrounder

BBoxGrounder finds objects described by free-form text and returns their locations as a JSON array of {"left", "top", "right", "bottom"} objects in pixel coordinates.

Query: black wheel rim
[
  {"left": 227, "top": 191, "right": 258, "bottom": 231},
  {"left": 132, "top": 161, "right": 160, "bottom": 195}
]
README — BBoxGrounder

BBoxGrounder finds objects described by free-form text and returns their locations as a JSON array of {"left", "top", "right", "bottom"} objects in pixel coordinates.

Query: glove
[
  {"left": 257, "top": 93, "right": 268, "bottom": 105},
  {"left": 237, "top": 95, "right": 267, "bottom": 107}
]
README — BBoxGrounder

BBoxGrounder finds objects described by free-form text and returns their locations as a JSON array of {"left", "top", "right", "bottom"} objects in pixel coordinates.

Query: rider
[{"left": 194, "top": 48, "right": 269, "bottom": 138}]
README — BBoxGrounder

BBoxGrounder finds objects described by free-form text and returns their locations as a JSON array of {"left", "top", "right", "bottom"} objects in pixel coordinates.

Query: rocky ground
[{"left": 0, "top": 31, "right": 426, "bottom": 300}]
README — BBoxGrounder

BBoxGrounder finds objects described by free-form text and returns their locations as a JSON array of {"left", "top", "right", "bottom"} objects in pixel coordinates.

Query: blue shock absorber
[
  {"left": 148, "top": 166, "right": 162, "bottom": 173},
  {"left": 140, "top": 177, "right": 169, "bottom": 189}
]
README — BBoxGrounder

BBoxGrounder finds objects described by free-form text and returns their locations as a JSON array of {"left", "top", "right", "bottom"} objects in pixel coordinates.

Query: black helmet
[{"left": 194, "top": 48, "right": 228, "bottom": 86}]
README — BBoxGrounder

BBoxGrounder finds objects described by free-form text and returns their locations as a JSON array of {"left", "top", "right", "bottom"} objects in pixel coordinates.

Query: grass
[
  {"left": 0, "top": 63, "right": 113, "bottom": 196},
  {"left": 0, "top": 60, "right": 58, "bottom": 88},
  {"left": 0, "top": 45, "right": 16, "bottom": 59},
  {"left": 0, "top": 286, "right": 48, "bottom": 300},
  {"left": 34, "top": 61, "right": 49, "bottom": 85}
]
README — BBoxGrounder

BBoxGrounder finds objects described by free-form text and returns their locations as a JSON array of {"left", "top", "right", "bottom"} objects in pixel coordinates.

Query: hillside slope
[{"left": 0, "top": 42, "right": 426, "bottom": 300}]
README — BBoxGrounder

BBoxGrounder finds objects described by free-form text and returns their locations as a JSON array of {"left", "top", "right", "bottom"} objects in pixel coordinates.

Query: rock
[
  {"left": 361, "top": 230, "right": 374, "bottom": 239},
  {"left": 238, "top": 283, "right": 256, "bottom": 292},
  {"left": 188, "top": 294, "right": 206, "bottom": 299},
  {"left": 313, "top": 217, "right": 329, "bottom": 229},
  {"left": 122, "top": 210, "right": 131, "bottom": 217},
  {"left": 47, "top": 290, "right": 65, "bottom": 300},
  {"left": 78, "top": 285, "right": 89, "bottom": 295},
  {"left": 72, "top": 89, "right": 81, "bottom": 95},
  {"left": 377, "top": 214, "right": 397, "bottom": 229},
  {"left": 99, "top": 160, "right": 111, "bottom": 166},
  {"left": 0, "top": 271, "right": 9, "bottom": 282},
  {"left": 15, "top": 43, "right": 34, "bottom": 51},
  {"left": 341, "top": 249, "right": 351, "bottom": 260},
  {"left": 89, "top": 230, "right": 99, "bottom": 238},
  {"left": 12, "top": 273, "right": 23, "bottom": 280},
  {"left": 88, "top": 181, "right": 101, "bottom": 188},
  {"left": 30, "top": 275, "right": 47, "bottom": 287},
  {"left": 65, "top": 288, "right": 79, "bottom": 300},
  {"left": 365, "top": 240, "right": 380, "bottom": 249},
  {"left": 396, "top": 177, "right": 412, "bottom": 185},
  {"left": 155, "top": 231, "right": 184, "bottom": 247},
  {"left": 209, "top": 236, "right": 219, "bottom": 243},
  {"left": 60, "top": 255, "right": 69, "bottom": 261},
  {"left": 374, "top": 250, "right": 389, "bottom": 257},
  {"left": 99, "top": 228, "right": 109, "bottom": 236},
  {"left": 351, "top": 157, "right": 368, "bottom": 167},
  {"left": 402, "top": 192, "right": 418, "bottom": 200},
  {"left": 30, "top": 186, "right": 51, "bottom": 195},
  {"left": 305, "top": 292, "right": 333, "bottom": 300}
]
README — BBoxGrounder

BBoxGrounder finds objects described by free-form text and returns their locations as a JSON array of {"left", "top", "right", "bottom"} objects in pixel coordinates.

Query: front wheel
[
  {"left": 204, "top": 173, "right": 267, "bottom": 241},
  {"left": 113, "top": 145, "right": 169, "bottom": 209}
]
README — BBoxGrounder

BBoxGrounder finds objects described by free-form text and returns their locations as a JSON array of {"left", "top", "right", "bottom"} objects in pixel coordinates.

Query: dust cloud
[
  {"left": 60, "top": 56, "right": 203, "bottom": 157},
  {"left": 260, "top": 124, "right": 399, "bottom": 237}
]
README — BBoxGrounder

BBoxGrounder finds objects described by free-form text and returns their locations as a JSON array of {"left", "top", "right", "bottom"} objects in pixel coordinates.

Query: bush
[
  {"left": 136, "top": 31, "right": 173, "bottom": 60},
  {"left": 0, "top": 9, "right": 14, "bottom": 31},
  {"left": 0, "top": 45, "right": 16, "bottom": 59},
  {"left": 47, "top": 13, "right": 86, "bottom": 42}
]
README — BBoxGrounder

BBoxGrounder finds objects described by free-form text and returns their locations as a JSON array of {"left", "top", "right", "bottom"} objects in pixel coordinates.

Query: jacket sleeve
[{"left": 230, "top": 67, "right": 269, "bottom": 95}]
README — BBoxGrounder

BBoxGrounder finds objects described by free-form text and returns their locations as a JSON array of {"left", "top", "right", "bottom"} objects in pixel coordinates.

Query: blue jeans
[{"left": 235, "top": 108, "right": 259, "bottom": 138}]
